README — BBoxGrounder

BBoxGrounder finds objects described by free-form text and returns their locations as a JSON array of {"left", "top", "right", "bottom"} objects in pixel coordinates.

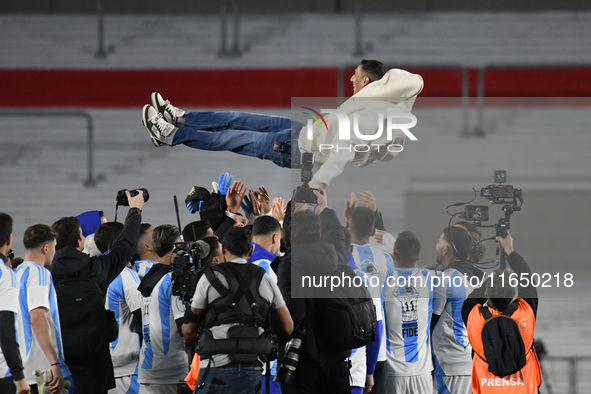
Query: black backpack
[
  {"left": 56, "top": 262, "right": 116, "bottom": 362},
  {"left": 313, "top": 264, "right": 377, "bottom": 351},
  {"left": 198, "top": 262, "right": 275, "bottom": 363},
  {"left": 478, "top": 302, "right": 528, "bottom": 377}
]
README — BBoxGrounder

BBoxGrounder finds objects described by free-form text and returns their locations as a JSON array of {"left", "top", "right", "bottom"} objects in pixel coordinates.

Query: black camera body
[
  {"left": 294, "top": 153, "right": 319, "bottom": 204},
  {"left": 480, "top": 171, "right": 522, "bottom": 205},
  {"left": 116, "top": 188, "right": 150, "bottom": 206},
  {"left": 294, "top": 184, "right": 318, "bottom": 205},
  {"left": 170, "top": 241, "right": 207, "bottom": 300}
]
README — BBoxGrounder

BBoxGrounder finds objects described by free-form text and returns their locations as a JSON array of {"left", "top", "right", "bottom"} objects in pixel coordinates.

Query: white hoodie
[{"left": 300, "top": 68, "right": 423, "bottom": 189}]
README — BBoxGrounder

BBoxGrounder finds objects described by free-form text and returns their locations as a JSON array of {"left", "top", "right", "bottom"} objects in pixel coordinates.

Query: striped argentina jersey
[
  {"left": 106, "top": 267, "right": 142, "bottom": 377},
  {"left": 15, "top": 261, "right": 71, "bottom": 384},
  {"left": 383, "top": 267, "right": 440, "bottom": 377},
  {"left": 349, "top": 244, "right": 394, "bottom": 366},
  {"left": 431, "top": 265, "right": 480, "bottom": 376},
  {"left": 134, "top": 260, "right": 155, "bottom": 280},
  {"left": 139, "top": 272, "right": 187, "bottom": 384},
  {"left": 0, "top": 260, "right": 19, "bottom": 379}
]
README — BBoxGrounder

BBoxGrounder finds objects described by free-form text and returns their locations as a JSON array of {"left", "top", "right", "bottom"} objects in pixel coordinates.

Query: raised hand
[
  {"left": 344, "top": 192, "right": 357, "bottom": 222},
  {"left": 272, "top": 197, "right": 286, "bottom": 221},
  {"left": 226, "top": 181, "right": 247, "bottom": 213},
  {"left": 358, "top": 190, "right": 377, "bottom": 212}
]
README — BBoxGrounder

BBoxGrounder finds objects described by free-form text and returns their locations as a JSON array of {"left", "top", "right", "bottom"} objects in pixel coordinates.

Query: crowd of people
[
  {"left": 0, "top": 174, "right": 541, "bottom": 394},
  {"left": 0, "top": 60, "right": 540, "bottom": 394}
]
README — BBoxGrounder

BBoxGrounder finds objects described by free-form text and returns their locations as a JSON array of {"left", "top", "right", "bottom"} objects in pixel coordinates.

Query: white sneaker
[
  {"left": 141, "top": 104, "right": 175, "bottom": 147},
  {"left": 151, "top": 92, "right": 185, "bottom": 126}
]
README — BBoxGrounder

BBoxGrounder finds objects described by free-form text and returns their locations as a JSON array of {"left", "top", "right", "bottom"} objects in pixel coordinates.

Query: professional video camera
[
  {"left": 449, "top": 170, "right": 524, "bottom": 268},
  {"left": 170, "top": 240, "right": 211, "bottom": 302},
  {"left": 293, "top": 152, "right": 318, "bottom": 204},
  {"left": 478, "top": 170, "right": 523, "bottom": 238}
]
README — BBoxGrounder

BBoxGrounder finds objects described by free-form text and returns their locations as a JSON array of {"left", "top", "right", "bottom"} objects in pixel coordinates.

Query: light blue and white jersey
[
  {"left": 106, "top": 267, "right": 142, "bottom": 378},
  {"left": 138, "top": 272, "right": 187, "bottom": 384},
  {"left": 383, "top": 267, "right": 438, "bottom": 377},
  {"left": 134, "top": 260, "right": 155, "bottom": 280},
  {"left": 0, "top": 260, "right": 19, "bottom": 379},
  {"left": 431, "top": 266, "right": 479, "bottom": 377},
  {"left": 15, "top": 261, "right": 70, "bottom": 384},
  {"left": 351, "top": 243, "right": 394, "bottom": 361}
]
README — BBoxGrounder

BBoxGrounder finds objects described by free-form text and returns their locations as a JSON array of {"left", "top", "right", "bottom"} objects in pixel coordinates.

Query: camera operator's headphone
[{"left": 447, "top": 225, "right": 469, "bottom": 261}]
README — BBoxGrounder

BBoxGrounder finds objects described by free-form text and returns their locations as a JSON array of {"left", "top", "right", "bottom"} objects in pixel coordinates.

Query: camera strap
[
  {"left": 114, "top": 202, "right": 120, "bottom": 223},
  {"left": 194, "top": 359, "right": 211, "bottom": 392}
]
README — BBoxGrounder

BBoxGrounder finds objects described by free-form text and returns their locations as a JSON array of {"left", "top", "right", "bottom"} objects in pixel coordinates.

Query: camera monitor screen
[{"left": 465, "top": 205, "right": 489, "bottom": 221}]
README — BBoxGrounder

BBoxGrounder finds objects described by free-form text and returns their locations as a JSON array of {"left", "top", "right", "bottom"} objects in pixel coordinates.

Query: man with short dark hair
[
  {"left": 346, "top": 206, "right": 394, "bottom": 394},
  {"left": 182, "top": 227, "right": 293, "bottom": 394},
  {"left": 52, "top": 216, "right": 86, "bottom": 252},
  {"left": 94, "top": 221, "right": 125, "bottom": 255},
  {"left": 383, "top": 230, "right": 438, "bottom": 393},
  {"left": 16, "top": 224, "right": 72, "bottom": 394},
  {"left": 50, "top": 190, "right": 145, "bottom": 394},
  {"left": 431, "top": 226, "right": 484, "bottom": 394},
  {"left": 199, "top": 236, "right": 223, "bottom": 268},
  {"left": 250, "top": 216, "right": 281, "bottom": 281},
  {"left": 141, "top": 60, "right": 423, "bottom": 188},
  {"left": 249, "top": 215, "right": 282, "bottom": 391},
  {"left": 0, "top": 213, "right": 30, "bottom": 394},
  {"left": 135, "top": 224, "right": 158, "bottom": 279},
  {"left": 137, "top": 224, "right": 188, "bottom": 394},
  {"left": 462, "top": 232, "right": 541, "bottom": 394}
]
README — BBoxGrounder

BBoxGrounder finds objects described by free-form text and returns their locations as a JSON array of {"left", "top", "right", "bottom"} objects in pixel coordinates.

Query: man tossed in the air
[{"left": 141, "top": 60, "right": 423, "bottom": 189}]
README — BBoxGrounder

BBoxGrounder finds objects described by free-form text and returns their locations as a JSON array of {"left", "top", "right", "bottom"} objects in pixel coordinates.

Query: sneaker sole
[
  {"left": 142, "top": 104, "right": 165, "bottom": 147},
  {"left": 151, "top": 92, "right": 174, "bottom": 124}
]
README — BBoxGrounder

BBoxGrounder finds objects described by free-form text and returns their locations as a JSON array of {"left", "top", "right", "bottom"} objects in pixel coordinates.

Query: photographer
[
  {"left": 137, "top": 225, "right": 188, "bottom": 394},
  {"left": 462, "top": 232, "right": 541, "bottom": 394},
  {"left": 181, "top": 227, "right": 293, "bottom": 394},
  {"left": 277, "top": 189, "right": 352, "bottom": 394},
  {"left": 50, "top": 190, "right": 144, "bottom": 394}
]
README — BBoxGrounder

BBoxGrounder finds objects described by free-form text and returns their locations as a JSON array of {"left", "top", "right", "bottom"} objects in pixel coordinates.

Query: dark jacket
[
  {"left": 462, "top": 251, "right": 538, "bottom": 326},
  {"left": 277, "top": 208, "right": 349, "bottom": 359},
  {"left": 51, "top": 208, "right": 141, "bottom": 298},
  {"left": 276, "top": 208, "right": 352, "bottom": 393},
  {"left": 50, "top": 207, "right": 141, "bottom": 394}
]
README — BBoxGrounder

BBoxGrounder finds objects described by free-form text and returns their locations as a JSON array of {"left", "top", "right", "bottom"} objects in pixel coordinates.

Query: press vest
[{"left": 467, "top": 298, "right": 541, "bottom": 393}]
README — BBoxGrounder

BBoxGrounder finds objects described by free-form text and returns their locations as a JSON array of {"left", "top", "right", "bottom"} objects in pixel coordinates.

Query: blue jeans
[
  {"left": 196, "top": 366, "right": 262, "bottom": 394},
  {"left": 170, "top": 111, "right": 303, "bottom": 168}
]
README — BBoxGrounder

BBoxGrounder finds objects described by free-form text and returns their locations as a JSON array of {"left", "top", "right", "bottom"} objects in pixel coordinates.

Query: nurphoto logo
[{"left": 302, "top": 107, "right": 418, "bottom": 153}]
